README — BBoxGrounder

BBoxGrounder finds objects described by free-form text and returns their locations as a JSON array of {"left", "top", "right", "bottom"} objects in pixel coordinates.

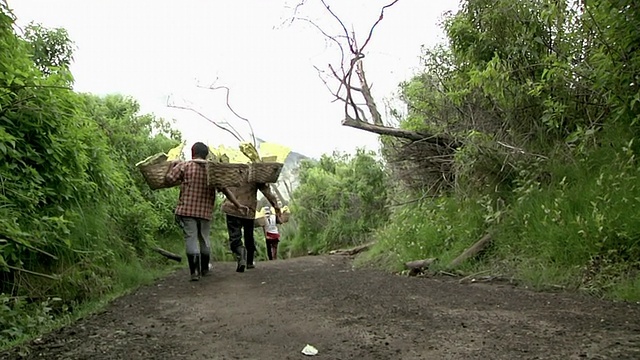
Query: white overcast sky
[{"left": 9, "top": 0, "right": 460, "bottom": 158}]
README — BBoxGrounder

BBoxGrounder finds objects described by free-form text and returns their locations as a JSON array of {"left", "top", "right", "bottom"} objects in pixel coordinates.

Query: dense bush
[
  {"left": 0, "top": 6, "right": 184, "bottom": 346},
  {"left": 284, "top": 150, "right": 388, "bottom": 255}
]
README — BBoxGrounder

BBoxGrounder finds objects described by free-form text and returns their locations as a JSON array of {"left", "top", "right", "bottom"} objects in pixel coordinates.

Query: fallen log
[
  {"left": 404, "top": 257, "right": 437, "bottom": 276},
  {"left": 329, "top": 242, "right": 374, "bottom": 256},
  {"left": 405, "top": 258, "right": 436, "bottom": 270},
  {"left": 447, "top": 233, "right": 492, "bottom": 269},
  {"left": 6, "top": 265, "right": 59, "bottom": 280},
  {"left": 154, "top": 247, "right": 182, "bottom": 262},
  {"left": 341, "top": 116, "right": 460, "bottom": 148}
]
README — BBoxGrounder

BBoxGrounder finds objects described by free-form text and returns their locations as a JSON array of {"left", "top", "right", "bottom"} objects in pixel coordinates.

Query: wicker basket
[
  {"left": 254, "top": 216, "right": 267, "bottom": 228},
  {"left": 279, "top": 212, "right": 290, "bottom": 224},
  {"left": 136, "top": 153, "right": 172, "bottom": 190},
  {"left": 249, "top": 162, "right": 284, "bottom": 183},
  {"left": 206, "top": 161, "right": 249, "bottom": 188}
]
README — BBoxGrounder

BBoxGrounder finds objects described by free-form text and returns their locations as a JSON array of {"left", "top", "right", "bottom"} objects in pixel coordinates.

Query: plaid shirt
[
  {"left": 221, "top": 182, "right": 272, "bottom": 219},
  {"left": 166, "top": 160, "right": 217, "bottom": 220}
]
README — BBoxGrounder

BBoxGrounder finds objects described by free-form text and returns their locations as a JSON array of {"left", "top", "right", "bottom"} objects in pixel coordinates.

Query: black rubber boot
[
  {"left": 247, "top": 249, "right": 255, "bottom": 269},
  {"left": 200, "top": 253, "right": 210, "bottom": 277},
  {"left": 187, "top": 254, "right": 200, "bottom": 281},
  {"left": 235, "top": 246, "right": 247, "bottom": 273}
]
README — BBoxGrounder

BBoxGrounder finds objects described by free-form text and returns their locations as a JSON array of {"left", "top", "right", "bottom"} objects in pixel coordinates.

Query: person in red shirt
[{"left": 166, "top": 142, "right": 247, "bottom": 281}]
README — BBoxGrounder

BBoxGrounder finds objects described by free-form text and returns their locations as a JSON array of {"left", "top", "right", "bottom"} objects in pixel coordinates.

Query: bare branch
[
  {"left": 2, "top": 236, "right": 58, "bottom": 260},
  {"left": 167, "top": 96, "right": 244, "bottom": 142},
  {"left": 294, "top": 17, "right": 348, "bottom": 67},
  {"left": 360, "top": 0, "right": 400, "bottom": 51},
  {"left": 496, "top": 141, "right": 549, "bottom": 159},
  {"left": 388, "top": 189, "right": 437, "bottom": 207},
  {"left": 277, "top": 0, "right": 309, "bottom": 28},
  {"left": 295, "top": 0, "right": 414, "bottom": 144},
  {"left": 342, "top": 116, "right": 459, "bottom": 147},
  {"left": 319, "top": 0, "right": 355, "bottom": 54},
  {"left": 356, "top": 60, "right": 383, "bottom": 125},
  {"left": 6, "top": 265, "right": 59, "bottom": 280},
  {"left": 197, "top": 84, "right": 257, "bottom": 147},
  {"left": 343, "top": 54, "right": 364, "bottom": 120},
  {"left": 327, "top": 64, "right": 362, "bottom": 92}
]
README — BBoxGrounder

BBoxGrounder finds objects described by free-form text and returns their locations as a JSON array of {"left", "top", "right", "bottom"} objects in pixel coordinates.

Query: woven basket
[
  {"left": 279, "top": 212, "right": 290, "bottom": 223},
  {"left": 136, "top": 153, "right": 172, "bottom": 190},
  {"left": 254, "top": 216, "right": 267, "bottom": 228},
  {"left": 249, "top": 162, "right": 284, "bottom": 183},
  {"left": 206, "top": 161, "right": 249, "bottom": 188}
]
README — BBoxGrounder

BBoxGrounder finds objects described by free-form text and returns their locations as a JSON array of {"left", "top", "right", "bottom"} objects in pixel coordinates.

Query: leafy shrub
[
  {"left": 288, "top": 149, "right": 388, "bottom": 254},
  {"left": 0, "top": 7, "right": 184, "bottom": 346}
]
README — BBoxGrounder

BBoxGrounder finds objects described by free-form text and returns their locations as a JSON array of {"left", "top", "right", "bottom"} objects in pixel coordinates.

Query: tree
[
  {"left": 291, "top": 150, "right": 388, "bottom": 252},
  {"left": 291, "top": 0, "right": 457, "bottom": 146},
  {"left": 22, "top": 22, "right": 75, "bottom": 76},
  {"left": 0, "top": 3, "right": 185, "bottom": 342}
]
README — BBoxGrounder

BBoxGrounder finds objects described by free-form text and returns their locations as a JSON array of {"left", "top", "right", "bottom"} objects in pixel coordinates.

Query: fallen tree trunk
[
  {"left": 329, "top": 242, "right": 374, "bottom": 256},
  {"left": 404, "top": 258, "right": 437, "bottom": 276},
  {"left": 341, "top": 116, "right": 459, "bottom": 147},
  {"left": 405, "top": 258, "right": 437, "bottom": 271},
  {"left": 447, "top": 233, "right": 492, "bottom": 269},
  {"left": 154, "top": 247, "right": 182, "bottom": 262}
]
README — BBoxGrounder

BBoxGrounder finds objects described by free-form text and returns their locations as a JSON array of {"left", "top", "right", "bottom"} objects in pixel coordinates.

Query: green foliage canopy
[
  {"left": 290, "top": 150, "right": 388, "bottom": 253},
  {"left": 0, "top": 4, "right": 183, "bottom": 344}
]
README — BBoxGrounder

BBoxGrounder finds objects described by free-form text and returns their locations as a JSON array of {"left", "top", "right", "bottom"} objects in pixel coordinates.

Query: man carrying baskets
[
  {"left": 221, "top": 183, "right": 280, "bottom": 272},
  {"left": 166, "top": 142, "right": 247, "bottom": 281}
]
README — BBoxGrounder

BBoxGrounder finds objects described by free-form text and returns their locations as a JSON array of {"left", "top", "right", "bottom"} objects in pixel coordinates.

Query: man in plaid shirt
[{"left": 166, "top": 142, "right": 247, "bottom": 281}]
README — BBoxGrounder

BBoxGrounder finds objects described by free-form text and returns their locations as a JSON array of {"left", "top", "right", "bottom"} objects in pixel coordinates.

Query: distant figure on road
[
  {"left": 221, "top": 183, "right": 280, "bottom": 272},
  {"left": 261, "top": 207, "right": 281, "bottom": 260},
  {"left": 166, "top": 142, "right": 247, "bottom": 281}
]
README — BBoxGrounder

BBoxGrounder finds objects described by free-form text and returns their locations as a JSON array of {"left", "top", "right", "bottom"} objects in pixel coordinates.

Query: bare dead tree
[
  {"left": 294, "top": 0, "right": 459, "bottom": 148},
  {"left": 285, "top": 1, "right": 466, "bottom": 194},
  {"left": 289, "top": 1, "right": 549, "bottom": 197}
]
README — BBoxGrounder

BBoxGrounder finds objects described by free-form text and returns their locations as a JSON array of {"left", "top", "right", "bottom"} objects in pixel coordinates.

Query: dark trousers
[
  {"left": 226, "top": 214, "right": 256, "bottom": 263},
  {"left": 266, "top": 239, "right": 279, "bottom": 260}
]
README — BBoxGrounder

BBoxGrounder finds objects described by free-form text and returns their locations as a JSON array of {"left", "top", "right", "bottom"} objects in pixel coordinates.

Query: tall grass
[{"left": 360, "top": 142, "right": 640, "bottom": 301}]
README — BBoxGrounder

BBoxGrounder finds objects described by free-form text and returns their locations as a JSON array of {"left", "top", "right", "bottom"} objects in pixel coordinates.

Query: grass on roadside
[{"left": 0, "top": 236, "right": 185, "bottom": 352}]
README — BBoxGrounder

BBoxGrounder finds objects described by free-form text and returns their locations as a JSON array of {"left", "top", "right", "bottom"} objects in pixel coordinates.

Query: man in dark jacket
[{"left": 221, "top": 182, "right": 280, "bottom": 272}]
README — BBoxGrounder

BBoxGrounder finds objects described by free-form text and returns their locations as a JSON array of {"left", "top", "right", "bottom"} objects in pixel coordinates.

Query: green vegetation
[
  {"left": 282, "top": 0, "right": 640, "bottom": 302},
  {"left": 0, "top": 6, "right": 185, "bottom": 347},
  {"left": 360, "top": 0, "right": 640, "bottom": 301},
  {"left": 3, "top": 0, "right": 640, "bottom": 350},
  {"left": 281, "top": 150, "right": 388, "bottom": 257}
]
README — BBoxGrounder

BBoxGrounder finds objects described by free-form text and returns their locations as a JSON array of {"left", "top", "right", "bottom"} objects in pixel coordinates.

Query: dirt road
[{"left": 2, "top": 255, "right": 640, "bottom": 360}]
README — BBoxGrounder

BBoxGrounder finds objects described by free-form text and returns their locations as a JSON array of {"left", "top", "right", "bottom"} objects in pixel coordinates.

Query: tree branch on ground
[{"left": 6, "top": 265, "right": 59, "bottom": 281}]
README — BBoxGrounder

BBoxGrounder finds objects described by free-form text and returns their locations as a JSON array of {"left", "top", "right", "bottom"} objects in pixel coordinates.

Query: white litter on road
[{"left": 301, "top": 344, "right": 318, "bottom": 356}]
